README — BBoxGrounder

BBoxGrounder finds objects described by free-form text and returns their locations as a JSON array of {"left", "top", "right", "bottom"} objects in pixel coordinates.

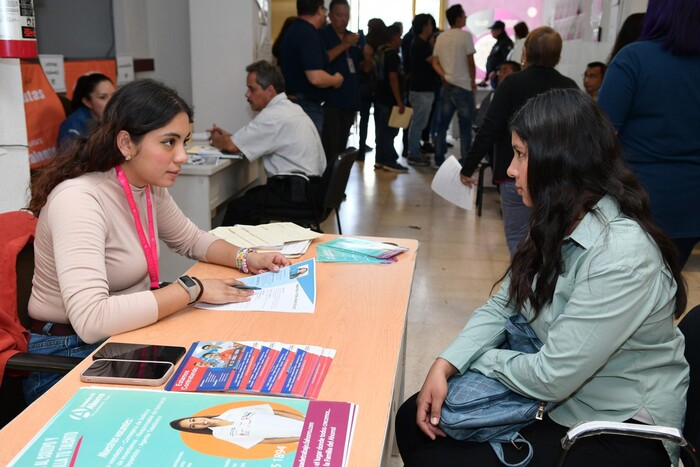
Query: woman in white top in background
[{"left": 26, "top": 79, "right": 290, "bottom": 403}]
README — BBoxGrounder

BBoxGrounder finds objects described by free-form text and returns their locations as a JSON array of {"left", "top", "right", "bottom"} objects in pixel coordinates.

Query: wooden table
[{"left": 0, "top": 235, "right": 418, "bottom": 466}]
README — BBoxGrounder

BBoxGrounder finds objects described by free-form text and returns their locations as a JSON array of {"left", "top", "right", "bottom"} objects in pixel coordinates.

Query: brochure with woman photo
[{"left": 10, "top": 387, "right": 357, "bottom": 467}]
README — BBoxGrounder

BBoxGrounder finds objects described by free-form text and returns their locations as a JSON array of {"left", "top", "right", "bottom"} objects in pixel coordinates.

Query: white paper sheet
[
  {"left": 430, "top": 155, "right": 474, "bottom": 210},
  {"left": 195, "top": 259, "right": 317, "bottom": 313},
  {"left": 210, "top": 222, "right": 322, "bottom": 248}
]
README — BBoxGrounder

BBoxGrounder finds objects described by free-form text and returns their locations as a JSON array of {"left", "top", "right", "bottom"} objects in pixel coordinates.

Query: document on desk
[
  {"left": 166, "top": 340, "right": 336, "bottom": 399},
  {"left": 11, "top": 387, "right": 358, "bottom": 467},
  {"left": 211, "top": 222, "right": 322, "bottom": 249},
  {"left": 196, "top": 259, "right": 317, "bottom": 313},
  {"left": 431, "top": 155, "right": 474, "bottom": 210}
]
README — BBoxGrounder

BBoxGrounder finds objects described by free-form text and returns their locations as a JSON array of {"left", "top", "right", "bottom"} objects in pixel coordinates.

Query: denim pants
[
  {"left": 23, "top": 332, "right": 103, "bottom": 404},
  {"left": 408, "top": 91, "right": 435, "bottom": 158},
  {"left": 435, "top": 83, "right": 474, "bottom": 165},
  {"left": 294, "top": 97, "right": 324, "bottom": 137},
  {"left": 374, "top": 103, "right": 400, "bottom": 166},
  {"left": 500, "top": 180, "right": 531, "bottom": 257}
]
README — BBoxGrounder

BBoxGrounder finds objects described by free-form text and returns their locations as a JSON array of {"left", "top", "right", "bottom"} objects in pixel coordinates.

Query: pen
[{"left": 232, "top": 285, "right": 261, "bottom": 290}]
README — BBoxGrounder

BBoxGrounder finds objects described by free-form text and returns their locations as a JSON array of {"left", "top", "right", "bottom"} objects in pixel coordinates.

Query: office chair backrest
[
  {"left": 15, "top": 244, "right": 34, "bottom": 330},
  {"left": 323, "top": 147, "right": 359, "bottom": 212},
  {"left": 680, "top": 305, "right": 700, "bottom": 451}
]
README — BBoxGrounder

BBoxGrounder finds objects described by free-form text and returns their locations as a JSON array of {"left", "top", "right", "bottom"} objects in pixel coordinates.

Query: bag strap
[{"left": 489, "top": 435, "right": 534, "bottom": 467}]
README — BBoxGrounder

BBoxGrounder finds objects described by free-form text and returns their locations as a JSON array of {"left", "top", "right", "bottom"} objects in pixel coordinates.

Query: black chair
[
  {"left": 0, "top": 242, "right": 81, "bottom": 428},
  {"left": 260, "top": 147, "right": 359, "bottom": 234},
  {"left": 556, "top": 305, "right": 700, "bottom": 466},
  {"left": 476, "top": 160, "right": 491, "bottom": 217}
]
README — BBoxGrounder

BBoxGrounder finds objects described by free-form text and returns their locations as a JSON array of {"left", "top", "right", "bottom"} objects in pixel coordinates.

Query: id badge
[{"left": 347, "top": 57, "right": 356, "bottom": 74}]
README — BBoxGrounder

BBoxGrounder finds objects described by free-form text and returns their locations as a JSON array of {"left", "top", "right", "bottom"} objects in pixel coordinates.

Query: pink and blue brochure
[
  {"left": 196, "top": 259, "right": 317, "bottom": 313},
  {"left": 10, "top": 387, "right": 357, "bottom": 467}
]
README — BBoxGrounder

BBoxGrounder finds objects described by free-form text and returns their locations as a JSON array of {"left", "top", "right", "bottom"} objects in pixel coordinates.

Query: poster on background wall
[
  {"left": 20, "top": 60, "right": 65, "bottom": 168},
  {"left": 63, "top": 59, "right": 117, "bottom": 100}
]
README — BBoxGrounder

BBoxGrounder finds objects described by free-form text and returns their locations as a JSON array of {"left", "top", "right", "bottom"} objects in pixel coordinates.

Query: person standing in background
[
  {"left": 58, "top": 73, "right": 115, "bottom": 145},
  {"left": 319, "top": 0, "right": 370, "bottom": 175},
  {"left": 406, "top": 14, "right": 437, "bottom": 167},
  {"left": 481, "top": 20, "right": 513, "bottom": 88},
  {"left": 356, "top": 18, "right": 387, "bottom": 159},
  {"left": 373, "top": 25, "right": 409, "bottom": 173},
  {"left": 431, "top": 4, "right": 476, "bottom": 167},
  {"left": 508, "top": 21, "right": 529, "bottom": 65},
  {"left": 459, "top": 27, "right": 578, "bottom": 257},
  {"left": 280, "top": 0, "right": 343, "bottom": 135},
  {"left": 583, "top": 61, "right": 606, "bottom": 100},
  {"left": 271, "top": 16, "right": 296, "bottom": 67},
  {"left": 608, "top": 13, "right": 645, "bottom": 63},
  {"left": 598, "top": 0, "right": 700, "bottom": 268}
]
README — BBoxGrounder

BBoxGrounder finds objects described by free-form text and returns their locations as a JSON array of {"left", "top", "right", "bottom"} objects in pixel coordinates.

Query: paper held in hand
[
  {"left": 431, "top": 155, "right": 475, "bottom": 210},
  {"left": 388, "top": 105, "right": 413, "bottom": 129}
]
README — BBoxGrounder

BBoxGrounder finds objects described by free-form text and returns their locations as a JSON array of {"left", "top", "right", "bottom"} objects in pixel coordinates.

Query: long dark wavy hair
[
  {"left": 504, "top": 89, "right": 686, "bottom": 318},
  {"left": 29, "top": 79, "right": 193, "bottom": 216}
]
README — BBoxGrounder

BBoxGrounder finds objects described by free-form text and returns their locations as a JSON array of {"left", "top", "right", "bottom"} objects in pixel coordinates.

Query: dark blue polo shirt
[
  {"left": 280, "top": 18, "right": 328, "bottom": 101},
  {"left": 319, "top": 25, "right": 362, "bottom": 110}
]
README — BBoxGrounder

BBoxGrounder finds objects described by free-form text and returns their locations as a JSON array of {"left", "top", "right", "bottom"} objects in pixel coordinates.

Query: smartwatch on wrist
[{"left": 176, "top": 275, "right": 200, "bottom": 305}]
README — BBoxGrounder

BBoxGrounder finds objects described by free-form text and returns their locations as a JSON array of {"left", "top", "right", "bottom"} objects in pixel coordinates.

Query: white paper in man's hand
[{"left": 431, "top": 155, "right": 474, "bottom": 210}]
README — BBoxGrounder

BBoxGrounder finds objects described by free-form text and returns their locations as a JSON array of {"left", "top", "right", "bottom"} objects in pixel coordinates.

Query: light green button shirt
[{"left": 440, "top": 196, "right": 689, "bottom": 464}]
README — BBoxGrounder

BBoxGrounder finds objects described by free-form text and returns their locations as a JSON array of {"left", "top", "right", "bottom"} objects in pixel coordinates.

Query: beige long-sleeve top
[{"left": 29, "top": 169, "right": 218, "bottom": 343}]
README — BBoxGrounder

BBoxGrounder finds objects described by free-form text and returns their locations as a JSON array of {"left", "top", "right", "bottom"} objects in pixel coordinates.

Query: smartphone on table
[
  {"left": 80, "top": 359, "right": 174, "bottom": 386},
  {"left": 93, "top": 342, "right": 186, "bottom": 365}
]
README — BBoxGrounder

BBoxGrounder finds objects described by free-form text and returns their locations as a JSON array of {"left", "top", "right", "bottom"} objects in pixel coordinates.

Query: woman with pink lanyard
[{"left": 25, "top": 79, "right": 290, "bottom": 403}]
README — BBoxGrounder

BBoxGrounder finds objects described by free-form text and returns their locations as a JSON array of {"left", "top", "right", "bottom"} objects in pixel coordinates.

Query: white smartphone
[{"left": 80, "top": 358, "right": 174, "bottom": 386}]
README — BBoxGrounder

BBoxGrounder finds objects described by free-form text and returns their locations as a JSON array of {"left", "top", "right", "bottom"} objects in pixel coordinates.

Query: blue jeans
[
  {"left": 23, "top": 332, "right": 103, "bottom": 404},
  {"left": 294, "top": 96, "right": 324, "bottom": 137},
  {"left": 408, "top": 91, "right": 435, "bottom": 158},
  {"left": 435, "top": 83, "right": 474, "bottom": 165},
  {"left": 374, "top": 103, "right": 400, "bottom": 166},
  {"left": 500, "top": 180, "right": 531, "bottom": 257}
]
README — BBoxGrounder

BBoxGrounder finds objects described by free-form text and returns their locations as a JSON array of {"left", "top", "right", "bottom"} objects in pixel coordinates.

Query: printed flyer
[
  {"left": 196, "top": 259, "right": 317, "bottom": 313},
  {"left": 165, "top": 341, "right": 336, "bottom": 399},
  {"left": 10, "top": 388, "right": 357, "bottom": 467}
]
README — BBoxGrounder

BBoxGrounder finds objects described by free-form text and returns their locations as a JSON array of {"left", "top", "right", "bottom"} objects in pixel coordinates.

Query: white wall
[
  {"left": 112, "top": 0, "right": 193, "bottom": 104},
  {"left": 189, "top": 0, "right": 261, "bottom": 133},
  {"left": 0, "top": 59, "right": 32, "bottom": 213},
  {"left": 542, "top": 0, "right": 648, "bottom": 84}
]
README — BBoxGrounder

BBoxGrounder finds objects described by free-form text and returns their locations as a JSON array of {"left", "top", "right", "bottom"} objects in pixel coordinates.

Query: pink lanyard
[{"left": 114, "top": 166, "right": 160, "bottom": 289}]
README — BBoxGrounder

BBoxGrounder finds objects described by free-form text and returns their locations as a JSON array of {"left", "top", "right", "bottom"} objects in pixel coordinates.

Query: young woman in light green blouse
[{"left": 396, "top": 88, "right": 689, "bottom": 466}]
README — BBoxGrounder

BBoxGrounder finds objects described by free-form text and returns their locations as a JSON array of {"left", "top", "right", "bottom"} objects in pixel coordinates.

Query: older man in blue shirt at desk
[{"left": 208, "top": 60, "right": 326, "bottom": 227}]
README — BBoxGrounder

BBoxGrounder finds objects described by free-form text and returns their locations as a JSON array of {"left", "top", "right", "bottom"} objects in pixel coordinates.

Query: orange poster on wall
[
  {"left": 64, "top": 60, "right": 117, "bottom": 100},
  {"left": 20, "top": 61, "right": 66, "bottom": 168}
]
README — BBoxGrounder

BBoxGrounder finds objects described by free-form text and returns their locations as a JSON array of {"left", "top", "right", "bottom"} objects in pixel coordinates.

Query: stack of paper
[
  {"left": 316, "top": 237, "right": 408, "bottom": 264},
  {"left": 211, "top": 222, "right": 322, "bottom": 258},
  {"left": 166, "top": 340, "right": 335, "bottom": 400}
]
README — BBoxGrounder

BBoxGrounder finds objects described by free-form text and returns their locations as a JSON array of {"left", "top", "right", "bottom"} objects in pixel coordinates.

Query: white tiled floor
[{"left": 320, "top": 120, "right": 700, "bottom": 466}]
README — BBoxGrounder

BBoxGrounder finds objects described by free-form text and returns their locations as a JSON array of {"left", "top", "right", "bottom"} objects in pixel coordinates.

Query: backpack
[
  {"left": 440, "top": 314, "right": 555, "bottom": 467},
  {"left": 371, "top": 44, "right": 391, "bottom": 87}
]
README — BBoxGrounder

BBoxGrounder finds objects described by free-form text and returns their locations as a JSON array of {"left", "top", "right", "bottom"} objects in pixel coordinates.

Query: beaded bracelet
[{"left": 236, "top": 248, "right": 253, "bottom": 274}]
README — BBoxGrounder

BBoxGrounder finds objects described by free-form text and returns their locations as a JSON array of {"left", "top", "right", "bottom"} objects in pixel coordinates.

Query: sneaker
[
  {"left": 383, "top": 162, "right": 409, "bottom": 173},
  {"left": 407, "top": 156, "right": 429, "bottom": 166},
  {"left": 374, "top": 163, "right": 384, "bottom": 170},
  {"left": 421, "top": 142, "right": 436, "bottom": 153}
]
